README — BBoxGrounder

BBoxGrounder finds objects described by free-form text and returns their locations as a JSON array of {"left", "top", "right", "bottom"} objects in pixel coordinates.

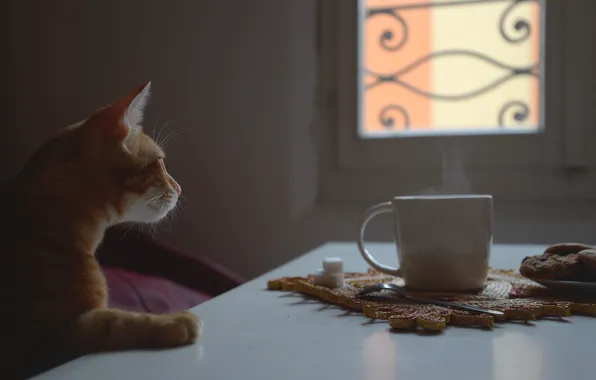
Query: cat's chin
[
  {"left": 141, "top": 206, "right": 175, "bottom": 224},
  {"left": 112, "top": 198, "right": 177, "bottom": 225},
  {"left": 130, "top": 206, "right": 175, "bottom": 224}
]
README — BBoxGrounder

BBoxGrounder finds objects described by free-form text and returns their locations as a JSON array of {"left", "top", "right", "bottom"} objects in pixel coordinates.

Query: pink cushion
[{"left": 102, "top": 266, "right": 211, "bottom": 314}]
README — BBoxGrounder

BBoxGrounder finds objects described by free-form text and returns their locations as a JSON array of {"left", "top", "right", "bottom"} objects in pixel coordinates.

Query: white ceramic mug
[{"left": 357, "top": 195, "right": 493, "bottom": 291}]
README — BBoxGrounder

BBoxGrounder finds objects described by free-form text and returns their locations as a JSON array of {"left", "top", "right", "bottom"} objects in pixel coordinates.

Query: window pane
[{"left": 359, "top": 0, "right": 543, "bottom": 137}]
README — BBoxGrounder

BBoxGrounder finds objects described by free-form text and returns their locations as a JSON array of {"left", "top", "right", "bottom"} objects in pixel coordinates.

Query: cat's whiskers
[
  {"left": 160, "top": 129, "right": 185, "bottom": 150},
  {"left": 154, "top": 117, "right": 173, "bottom": 149},
  {"left": 155, "top": 120, "right": 175, "bottom": 147},
  {"left": 146, "top": 193, "right": 166, "bottom": 205},
  {"left": 144, "top": 202, "right": 167, "bottom": 238},
  {"left": 118, "top": 222, "right": 137, "bottom": 241},
  {"left": 170, "top": 202, "right": 183, "bottom": 222},
  {"left": 151, "top": 193, "right": 183, "bottom": 236},
  {"left": 150, "top": 106, "right": 167, "bottom": 141},
  {"left": 150, "top": 98, "right": 177, "bottom": 145},
  {"left": 154, "top": 125, "right": 165, "bottom": 148}
]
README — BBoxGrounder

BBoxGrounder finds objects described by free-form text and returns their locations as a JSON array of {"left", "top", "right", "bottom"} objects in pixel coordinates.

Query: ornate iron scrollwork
[
  {"left": 380, "top": 105, "right": 411, "bottom": 129},
  {"left": 365, "top": 0, "right": 540, "bottom": 130},
  {"left": 498, "top": 101, "right": 530, "bottom": 127},
  {"left": 499, "top": 0, "right": 535, "bottom": 44}
]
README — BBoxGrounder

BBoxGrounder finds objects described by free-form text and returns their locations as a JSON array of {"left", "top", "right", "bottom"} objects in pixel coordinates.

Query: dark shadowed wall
[{"left": 1, "top": 0, "right": 319, "bottom": 279}]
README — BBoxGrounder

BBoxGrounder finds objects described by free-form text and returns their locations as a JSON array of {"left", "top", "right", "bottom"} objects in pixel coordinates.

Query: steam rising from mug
[{"left": 419, "top": 142, "right": 473, "bottom": 196}]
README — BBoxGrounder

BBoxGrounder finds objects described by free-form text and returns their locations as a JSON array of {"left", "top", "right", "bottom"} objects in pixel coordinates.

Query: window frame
[{"left": 319, "top": 0, "right": 596, "bottom": 203}]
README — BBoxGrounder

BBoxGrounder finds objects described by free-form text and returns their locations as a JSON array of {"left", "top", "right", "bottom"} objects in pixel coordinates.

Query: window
[
  {"left": 360, "top": 0, "right": 541, "bottom": 137},
  {"left": 320, "top": 0, "right": 596, "bottom": 202}
]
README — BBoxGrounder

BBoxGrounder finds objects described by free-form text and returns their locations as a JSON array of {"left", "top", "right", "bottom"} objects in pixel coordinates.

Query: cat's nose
[{"left": 170, "top": 180, "right": 182, "bottom": 196}]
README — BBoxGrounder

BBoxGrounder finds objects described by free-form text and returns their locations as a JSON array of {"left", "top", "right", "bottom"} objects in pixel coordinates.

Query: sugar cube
[{"left": 323, "top": 257, "right": 344, "bottom": 274}]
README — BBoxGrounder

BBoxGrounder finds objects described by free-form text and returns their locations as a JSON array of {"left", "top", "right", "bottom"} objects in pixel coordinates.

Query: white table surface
[{"left": 34, "top": 243, "right": 596, "bottom": 380}]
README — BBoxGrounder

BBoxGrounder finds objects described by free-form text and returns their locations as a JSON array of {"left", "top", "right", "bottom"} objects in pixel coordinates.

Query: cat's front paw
[{"left": 157, "top": 311, "right": 203, "bottom": 346}]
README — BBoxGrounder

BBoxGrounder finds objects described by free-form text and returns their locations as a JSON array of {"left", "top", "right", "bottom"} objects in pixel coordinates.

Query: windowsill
[{"left": 359, "top": 128, "right": 541, "bottom": 140}]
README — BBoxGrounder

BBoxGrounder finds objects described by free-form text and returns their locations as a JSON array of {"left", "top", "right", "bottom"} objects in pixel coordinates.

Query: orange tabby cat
[{"left": 0, "top": 82, "right": 201, "bottom": 378}]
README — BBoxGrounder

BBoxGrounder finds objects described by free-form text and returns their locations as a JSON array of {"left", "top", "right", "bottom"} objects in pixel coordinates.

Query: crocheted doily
[{"left": 267, "top": 268, "right": 596, "bottom": 331}]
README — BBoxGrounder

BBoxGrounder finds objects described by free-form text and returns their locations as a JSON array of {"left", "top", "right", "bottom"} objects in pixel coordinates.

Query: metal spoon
[{"left": 356, "top": 283, "right": 504, "bottom": 316}]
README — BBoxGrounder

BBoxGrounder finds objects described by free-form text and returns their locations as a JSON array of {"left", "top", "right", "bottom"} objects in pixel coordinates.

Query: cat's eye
[
  {"left": 151, "top": 157, "right": 164, "bottom": 166},
  {"left": 138, "top": 158, "right": 163, "bottom": 171}
]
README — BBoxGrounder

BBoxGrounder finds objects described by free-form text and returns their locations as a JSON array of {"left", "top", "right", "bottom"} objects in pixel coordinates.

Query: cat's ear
[
  {"left": 124, "top": 81, "right": 151, "bottom": 132},
  {"left": 94, "top": 81, "right": 151, "bottom": 140}
]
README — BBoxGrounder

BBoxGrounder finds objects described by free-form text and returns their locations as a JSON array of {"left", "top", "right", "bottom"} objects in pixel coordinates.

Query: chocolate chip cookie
[
  {"left": 519, "top": 253, "right": 594, "bottom": 281},
  {"left": 577, "top": 249, "right": 596, "bottom": 271},
  {"left": 520, "top": 242, "right": 596, "bottom": 281},
  {"left": 544, "top": 242, "right": 594, "bottom": 256}
]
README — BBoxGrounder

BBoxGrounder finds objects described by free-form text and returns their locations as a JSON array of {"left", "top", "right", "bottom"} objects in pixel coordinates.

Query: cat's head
[{"left": 18, "top": 82, "right": 181, "bottom": 225}]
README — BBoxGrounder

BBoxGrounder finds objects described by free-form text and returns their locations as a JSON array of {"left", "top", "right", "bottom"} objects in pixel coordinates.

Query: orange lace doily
[{"left": 267, "top": 268, "right": 596, "bottom": 331}]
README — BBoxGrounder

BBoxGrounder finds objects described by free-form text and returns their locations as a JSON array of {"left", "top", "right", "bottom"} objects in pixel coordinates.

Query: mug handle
[{"left": 357, "top": 202, "right": 402, "bottom": 277}]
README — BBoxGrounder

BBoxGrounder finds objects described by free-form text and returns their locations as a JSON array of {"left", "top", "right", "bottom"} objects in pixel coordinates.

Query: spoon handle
[
  {"left": 411, "top": 297, "right": 504, "bottom": 316},
  {"left": 356, "top": 285, "right": 504, "bottom": 316}
]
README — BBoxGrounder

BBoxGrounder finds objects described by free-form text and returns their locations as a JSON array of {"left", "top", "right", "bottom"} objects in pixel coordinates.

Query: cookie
[
  {"left": 519, "top": 253, "right": 596, "bottom": 281},
  {"left": 544, "top": 242, "right": 594, "bottom": 256},
  {"left": 577, "top": 249, "right": 596, "bottom": 271}
]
